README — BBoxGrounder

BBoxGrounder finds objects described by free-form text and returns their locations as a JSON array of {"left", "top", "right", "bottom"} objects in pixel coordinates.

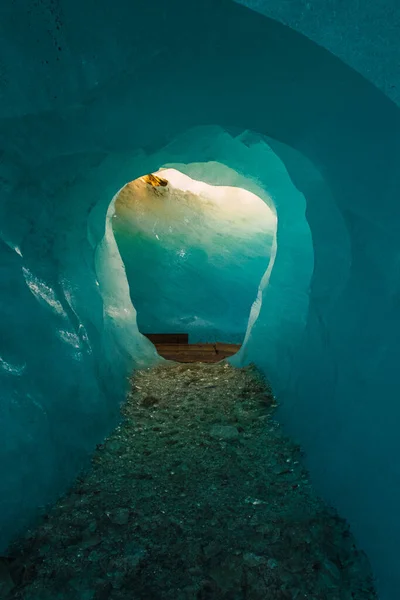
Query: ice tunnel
[{"left": 1, "top": 0, "right": 400, "bottom": 597}]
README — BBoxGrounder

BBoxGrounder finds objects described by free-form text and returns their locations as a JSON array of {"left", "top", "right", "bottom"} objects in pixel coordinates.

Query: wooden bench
[
  {"left": 143, "top": 335, "right": 240, "bottom": 363},
  {"left": 143, "top": 333, "right": 189, "bottom": 345}
]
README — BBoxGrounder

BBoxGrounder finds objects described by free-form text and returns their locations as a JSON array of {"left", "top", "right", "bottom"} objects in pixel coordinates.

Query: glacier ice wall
[
  {"left": 0, "top": 151, "right": 160, "bottom": 551},
  {"left": 1, "top": 0, "right": 400, "bottom": 597},
  {"left": 235, "top": 0, "right": 400, "bottom": 106},
  {"left": 112, "top": 168, "right": 275, "bottom": 343}
]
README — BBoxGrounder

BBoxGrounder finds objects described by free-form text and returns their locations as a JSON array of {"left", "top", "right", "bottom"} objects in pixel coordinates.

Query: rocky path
[{"left": 8, "top": 363, "right": 376, "bottom": 600}]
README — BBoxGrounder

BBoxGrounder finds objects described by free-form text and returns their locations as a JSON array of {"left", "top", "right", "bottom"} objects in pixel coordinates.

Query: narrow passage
[{"left": 8, "top": 364, "right": 376, "bottom": 600}]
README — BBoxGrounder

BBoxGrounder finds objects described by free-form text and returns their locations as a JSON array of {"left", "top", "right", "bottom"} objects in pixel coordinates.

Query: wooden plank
[
  {"left": 215, "top": 343, "right": 241, "bottom": 356},
  {"left": 156, "top": 343, "right": 216, "bottom": 362},
  {"left": 156, "top": 344, "right": 216, "bottom": 352},
  {"left": 154, "top": 342, "right": 241, "bottom": 363},
  {"left": 144, "top": 333, "right": 189, "bottom": 345}
]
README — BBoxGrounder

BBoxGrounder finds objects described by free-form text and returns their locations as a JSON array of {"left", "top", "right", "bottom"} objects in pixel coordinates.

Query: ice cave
[{"left": 1, "top": 0, "right": 400, "bottom": 598}]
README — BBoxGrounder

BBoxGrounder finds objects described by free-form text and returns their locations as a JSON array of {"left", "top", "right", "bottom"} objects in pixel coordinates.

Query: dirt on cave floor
[{"left": 6, "top": 362, "right": 377, "bottom": 600}]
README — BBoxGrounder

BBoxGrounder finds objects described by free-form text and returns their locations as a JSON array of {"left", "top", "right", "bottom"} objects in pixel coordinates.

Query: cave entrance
[{"left": 112, "top": 167, "right": 276, "bottom": 363}]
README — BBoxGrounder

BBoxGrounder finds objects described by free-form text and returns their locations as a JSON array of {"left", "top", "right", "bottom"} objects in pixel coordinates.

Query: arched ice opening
[{"left": 0, "top": 1, "right": 400, "bottom": 597}]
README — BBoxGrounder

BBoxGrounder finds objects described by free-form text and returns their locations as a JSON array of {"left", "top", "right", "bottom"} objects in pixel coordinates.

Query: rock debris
[{"left": 6, "top": 363, "right": 377, "bottom": 600}]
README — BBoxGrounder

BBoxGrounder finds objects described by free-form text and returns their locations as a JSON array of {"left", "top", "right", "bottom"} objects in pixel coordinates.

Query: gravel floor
[{"left": 6, "top": 362, "right": 377, "bottom": 600}]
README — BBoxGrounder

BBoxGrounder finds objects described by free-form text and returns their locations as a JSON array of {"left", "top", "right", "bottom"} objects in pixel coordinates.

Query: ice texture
[
  {"left": 0, "top": 1, "right": 400, "bottom": 598},
  {"left": 235, "top": 0, "right": 400, "bottom": 106},
  {"left": 113, "top": 169, "right": 276, "bottom": 343}
]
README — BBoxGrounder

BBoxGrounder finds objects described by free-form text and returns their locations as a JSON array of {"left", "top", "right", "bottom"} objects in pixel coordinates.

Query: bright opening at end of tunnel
[{"left": 112, "top": 167, "right": 277, "bottom": 363}]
